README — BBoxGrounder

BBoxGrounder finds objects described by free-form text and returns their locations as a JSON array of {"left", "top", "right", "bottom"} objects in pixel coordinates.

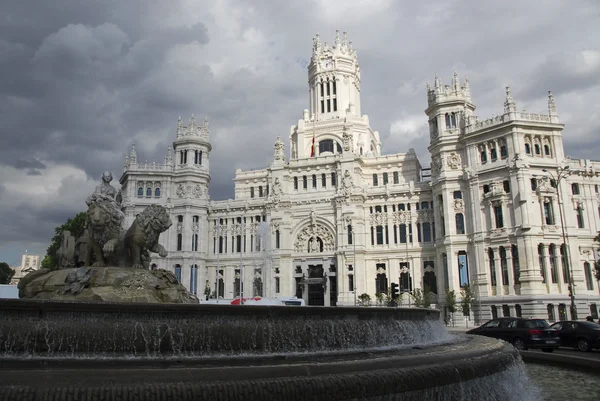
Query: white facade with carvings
[{"left": 119, "top": 31, "right": 600, "bottom": 323}]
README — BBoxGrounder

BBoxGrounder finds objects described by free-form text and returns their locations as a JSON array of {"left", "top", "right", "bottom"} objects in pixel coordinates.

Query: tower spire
[{"left": 129, "top": 142, "right": 137, "bottom": 164}]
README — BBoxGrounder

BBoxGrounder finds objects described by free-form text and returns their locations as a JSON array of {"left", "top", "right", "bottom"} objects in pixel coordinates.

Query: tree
[
  {"left": 422, "top": 285, "right": 433, "bottom": 309},
  {"left": 445, "top": 290, "right": 457, "bottom": 325},
  {"left": 375, "top": 292, "right": 385, "bottom": 306},
  {"left": 358, "top": 293, "right": 371, "bottom": 306},
  {"left": 460, "top": 285, "right": 476, "bottom": 317},
  {"left": 0, "top": 262, "right": 15, "bottom": 284},
  {"left": 412, "top": 288, "right": 424, "bottom": 308},
  {"left": 41, "top": 212, "right": 87, "bottom": 270}
]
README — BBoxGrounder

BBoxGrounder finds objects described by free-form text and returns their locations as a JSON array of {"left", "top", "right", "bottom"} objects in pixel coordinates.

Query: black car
[
  {"left": 466, "top": 317, "right": 560, "bottom": 352},
  {"left": 550, "top": 320, "right": 600, "bottom": 352}
]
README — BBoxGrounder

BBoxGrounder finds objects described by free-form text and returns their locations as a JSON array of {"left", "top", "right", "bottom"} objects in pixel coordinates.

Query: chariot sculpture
[{"left": 18, "top": 171, "right": 196, "bottom": 303}]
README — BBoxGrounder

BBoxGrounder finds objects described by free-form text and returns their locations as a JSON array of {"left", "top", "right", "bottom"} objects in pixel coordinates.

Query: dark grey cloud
[
  {"left": 0, "top": 0, "right": 599, "bottom": 265},
  {"left": 14, "top": 158, "right": 46, "bottom": 170}
]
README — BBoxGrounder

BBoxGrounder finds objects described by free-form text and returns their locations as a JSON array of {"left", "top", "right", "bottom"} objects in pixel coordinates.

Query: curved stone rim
[
  {"left": 0, "top": 298, "right": 440, "bottom": 318},
  {"left": 0, "top": 336, "right": 519, "bottom": 399}
]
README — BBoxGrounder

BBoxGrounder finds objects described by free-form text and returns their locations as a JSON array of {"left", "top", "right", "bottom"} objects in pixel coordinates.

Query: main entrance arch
[{"left": 292, "top": 212, "right": 337, "bottom": 306}]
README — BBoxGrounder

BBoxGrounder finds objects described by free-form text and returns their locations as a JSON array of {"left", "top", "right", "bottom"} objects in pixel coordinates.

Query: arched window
[
  {"left": 544, "top": 144, "right": 551, "bottom": 156},
  {"left": 293, "top": 177, "right": 298, "bottom": 190},
  {"left": 500, "top": 143, "right": 508, "bottom": 159},
  {"left": 455, "top": 213, "right": 465, "bottom": 234},
  {"left": 250, "top": 187, "right": 255, "bottom": 198},
  {"left": 138, "top": 187, "right": 143, "bottom": 197},
  {"left": 525, "top": 143, "right": 531, "bottom": 154},
  {"left": 450, "top": 112, "right": 457, "bottom": 128},
  {"left": 146, "top": 187, "right": 152, "bottom": 197},
  {"left": 480, "top": 149, "right": 487, "bottom": 163},
  {"left": 318, "top": 139, "right": 342, "bottom": 155},
  {"left": 534, "top": 144, "right": 541, "bottom": 155},
  {"left": 445, "top": 113, "right": 451, "bottom": 129},
  {"left": 154, "top": 187, "right": 161, "bottom": 197},
  {"left": 424, "top": 271, "right": 437, "bottom": 294}
]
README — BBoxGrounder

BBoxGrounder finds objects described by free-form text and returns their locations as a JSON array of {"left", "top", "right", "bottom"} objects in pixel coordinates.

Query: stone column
[
  {"left": 493, "top": 248, "right": 502, "bottom": 296},
  {"left": 506, "top": 247, "right": 515, "bottom": 295},
  {"left": 542, "top": 244, "right": 550, "bottom": 293}
]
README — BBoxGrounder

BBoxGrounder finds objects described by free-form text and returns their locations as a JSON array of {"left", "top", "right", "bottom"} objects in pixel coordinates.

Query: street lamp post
[{"left": 542, "top": 165, "right": 577, "bottom": 320}]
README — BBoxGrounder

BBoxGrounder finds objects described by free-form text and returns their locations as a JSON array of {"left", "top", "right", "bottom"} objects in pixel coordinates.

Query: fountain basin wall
[
  {"left": 0, "top": 299, "right": 444, "bottom": 358},
  {"left": 0, "top": 299, "right": 534, "bottom": 400}
]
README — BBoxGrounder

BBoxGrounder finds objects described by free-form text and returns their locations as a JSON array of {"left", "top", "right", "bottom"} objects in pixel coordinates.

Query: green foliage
[
  {"left": 412, "top": 286, "right": 433, "bottom": 308},
  {"left": 460, "top": 285, "right": 476, "bottom": 317},
  {"left": 375, "top": 292, "right": 385, "bottom": 306},
  {"left": 358, "top": 293, "right": 371, "bottom": 306},
  {"left": 412, "top": 288, "right": 424, "bottom": 308},
  {"left": 445, "top": 290, "right": 457, "bottom": 313},
  {"left": 43, "top": 212, "right": 87, "bottom": 270},
  {"left": 0, "top": 262, "right": 15, "bottom": 284}
]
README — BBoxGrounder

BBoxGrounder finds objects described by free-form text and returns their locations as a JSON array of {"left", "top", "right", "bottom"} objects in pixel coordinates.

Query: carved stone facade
[{"left": 118, "top": 32, "right": 600, "bottom": 321}]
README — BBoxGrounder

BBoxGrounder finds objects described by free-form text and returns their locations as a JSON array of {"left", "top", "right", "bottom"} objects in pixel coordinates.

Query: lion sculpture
[
  {"left": 84, "top": 194, "right": 124, "bottom": 267},
  {"left": 124, "top": 204, "right": 172, "bottom": 269}
]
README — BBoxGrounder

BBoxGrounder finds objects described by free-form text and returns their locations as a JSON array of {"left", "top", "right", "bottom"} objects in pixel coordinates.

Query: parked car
[
  {"left": 466, "top": 317, "right": 560, "bottom": 352},
  {"left": 549, "top": 320, "right": 600, "bottom": 352}
]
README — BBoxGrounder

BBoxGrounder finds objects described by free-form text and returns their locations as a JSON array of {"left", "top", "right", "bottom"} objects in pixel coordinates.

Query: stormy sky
[{"left": 1, "top": 0, "right": 599, "bottom": 266}]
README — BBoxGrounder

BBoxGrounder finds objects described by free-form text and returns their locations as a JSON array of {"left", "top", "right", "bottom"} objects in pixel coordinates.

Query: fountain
[{"left": 0, "top": 173, "right": 542, "bottom": 400}]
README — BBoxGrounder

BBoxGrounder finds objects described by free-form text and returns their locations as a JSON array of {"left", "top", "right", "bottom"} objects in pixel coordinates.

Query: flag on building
[{"left": 310, "top": 132, "right": 316, "bottom": 157}]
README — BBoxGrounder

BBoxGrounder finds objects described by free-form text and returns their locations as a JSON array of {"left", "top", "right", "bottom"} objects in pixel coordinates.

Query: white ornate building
[{"left": 119, "top": 31, "right": 600, "bottom": 323}]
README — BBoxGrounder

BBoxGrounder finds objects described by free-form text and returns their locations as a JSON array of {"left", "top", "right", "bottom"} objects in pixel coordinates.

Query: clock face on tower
[{"left": 324, "top": 60, "right": 333, "bottom": 69}]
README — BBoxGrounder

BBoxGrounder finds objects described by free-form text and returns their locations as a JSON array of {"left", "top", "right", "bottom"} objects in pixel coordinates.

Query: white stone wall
[{"left": 119, "top": 32, "right": 600, "bottom": 324}]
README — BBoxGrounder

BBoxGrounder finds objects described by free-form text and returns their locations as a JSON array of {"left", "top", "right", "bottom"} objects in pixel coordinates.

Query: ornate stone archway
[{"left": 293, "top": 211, "right": 335, "bottom": 253}]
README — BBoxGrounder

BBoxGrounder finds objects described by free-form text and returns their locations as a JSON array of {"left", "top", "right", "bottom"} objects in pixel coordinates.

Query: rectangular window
[
  {"left": 177, "top": 234, "right": 183, "bottom": 251},
  {"left": 382, "top": 173, "right": 388, "bottom": 185},
  {"left": 275, "top": 230, "right": 280, "bottom": 249},
  {"left": 259, "top": 186, "right": 263, "bottom": 197},
  {"left": 190, "top": 265, "right": 198, "bottom": 295},
  {"left": 399, "top": 224, "right": 407, "bottom": 243},
  {"left": 576, "top": 207, "right": 585, "bottom": 228},
  {"left": 453, "top": 191, "right": 462, "bottom": 200},
  {"left": 321, "top": 100, "right": 325, "bottom": 113},
  {"left": 385, "top": 225, "right": 389, "bottom": 244},
  {"left": 493, "top": 205, "right": 504, "bottom": 228},
  {"left": 331, "top": 172, "right": 336, "bottom": 187},
  {"left": 423, "top": 222, "right": 432, "bottom": 242},
  {"left": 543, "top": 201, "right": 554, "bottom": 225},
  {"left": 348, "top": 274, "right": 354, "bottom": 292},
  {"left": 275, "top": 277, "right": 281, "bottom": 293},
  {"left": 373, "top": 174, "right": 378, "bottom": 186},
  {"left": 333, "top": 98, "right": 337, "bottom": 112},
  {"left": 503, "top": 180, "right": 510, "bottom": 193},
  {"left": 376, "top": 225, "right": 384, "bottom": 245},
  {"left": 218, "top": 236, "right": 224, "bottom": 253},
  {"left": 393, "top": 225, "right": 398, "bottom": 244},
  {"left": 393, "top": 171, "right": 399, "bottom": 184},
  {"left": 322, "top": 173, "right": 327, "bottom": 188},
  {"left": 347, "top": 225, "right": 353, "bottom": 244},
  {"left": 294, "top": 177, "right": 298, "bottom": 190},
  {"left": 236, "top": 235, "right": 242, "bottom": 253},
  {"left": 312, "top": 174, "right": 317, "bottom": 188},
  {"left": 192, "top": 234, "right": 198, "bottom": 252},
  {"left": 303, "top": 175, "right": 308, "bottom": 189},
  {"left": 571, "top": 183, "right": 580, "bottom": 195},
  {"left": 584, "top": 263, "right": 594, "bottom": 291},
  {"left": 174, "top": 265, "right": 182, "bottom": 282}
]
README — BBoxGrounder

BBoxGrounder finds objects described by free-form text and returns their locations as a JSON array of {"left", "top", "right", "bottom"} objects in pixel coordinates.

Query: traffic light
[{"left": 391, "top": 283, "right": 399, "bottom": 300}]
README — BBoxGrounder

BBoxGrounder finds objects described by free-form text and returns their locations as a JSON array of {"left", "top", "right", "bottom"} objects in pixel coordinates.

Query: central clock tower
[{"left": 308, "top": 30, "right": 361, "bottom": 121}]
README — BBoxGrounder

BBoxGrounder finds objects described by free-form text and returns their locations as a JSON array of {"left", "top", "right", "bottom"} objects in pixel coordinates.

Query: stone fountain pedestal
[{"left": 17, "top": 267, "right": 198, "bottom": 304}]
